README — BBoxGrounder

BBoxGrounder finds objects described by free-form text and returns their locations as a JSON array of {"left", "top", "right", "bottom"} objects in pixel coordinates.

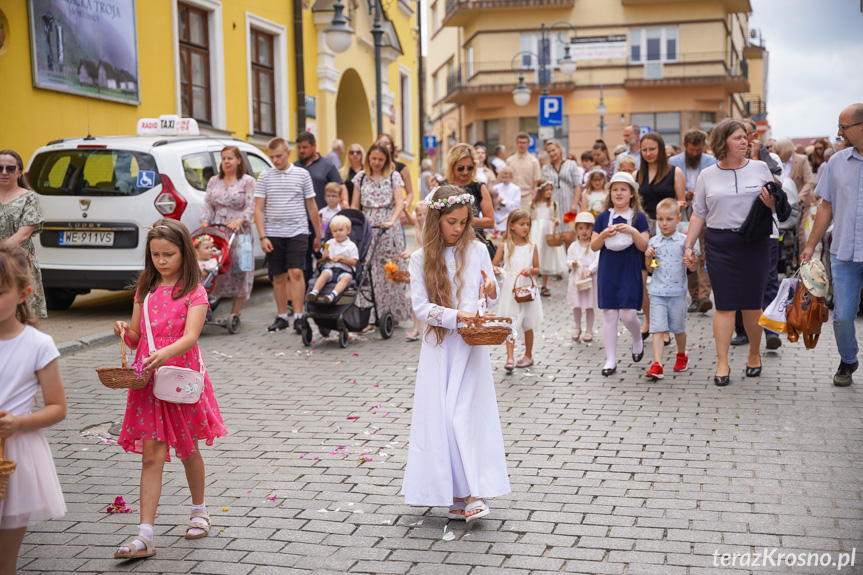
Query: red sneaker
[
  {"left": 645, "top": 362, "right": 664, "bottom": 379},
  {"left": 673, "top": 353, "right": 689, "bottom": 372}
]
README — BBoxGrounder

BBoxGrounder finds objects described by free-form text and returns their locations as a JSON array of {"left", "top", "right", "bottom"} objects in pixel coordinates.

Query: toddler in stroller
[
  {"left": 191, "top": 226, "right": 242, "bottom": 334},
  {"left": 307, "top": 215, "right": 358, "bottom": 304}
]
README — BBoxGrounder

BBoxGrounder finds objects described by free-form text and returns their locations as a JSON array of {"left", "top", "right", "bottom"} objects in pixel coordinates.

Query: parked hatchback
[{"left": 27, "top": 116, "right": 272, "bottom": 310}]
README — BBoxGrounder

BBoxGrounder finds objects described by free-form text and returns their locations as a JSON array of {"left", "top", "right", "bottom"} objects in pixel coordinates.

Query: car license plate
[{"left": 59, "top": 231, "right": 115, "bottom": 246}]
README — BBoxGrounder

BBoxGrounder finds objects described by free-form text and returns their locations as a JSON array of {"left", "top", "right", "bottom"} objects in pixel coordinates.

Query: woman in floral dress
[
  {"left": 0, "top": 149, "right": 46, "bottom": 318},
  {"left": 199, "top": 146, "right": 256, "bottom": 320},
  {"left": 351, "top": 142, "right": 412, "bottom": 325}
]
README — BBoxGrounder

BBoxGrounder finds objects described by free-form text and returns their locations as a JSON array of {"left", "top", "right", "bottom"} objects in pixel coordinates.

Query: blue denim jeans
[{"left": 830, "top": 255, "right": 863, "bottom": 364}]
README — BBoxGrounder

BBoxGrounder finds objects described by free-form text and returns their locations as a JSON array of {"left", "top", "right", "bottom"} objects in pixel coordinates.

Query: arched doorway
[{"left": 336, "top": 69, "right": 373, "bottom": 154}]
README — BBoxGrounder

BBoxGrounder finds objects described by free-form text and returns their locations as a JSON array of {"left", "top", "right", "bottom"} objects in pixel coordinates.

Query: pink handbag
[{"left": 143, "top": 293, "right": 205, "bottom": 404}]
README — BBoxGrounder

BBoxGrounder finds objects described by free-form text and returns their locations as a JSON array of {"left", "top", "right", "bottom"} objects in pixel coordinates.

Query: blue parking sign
[
  {"left": 424, "top": 135, "right": 438, "bottom": 149},
  {"left": 528, "top": 135, "right": 537, "bottom": 154},
  {"left": 137, "top": 170, "right": 156, "bottom": 189},
  {"left": 538, "top": 95, "right": 563, "bottom": 127}
]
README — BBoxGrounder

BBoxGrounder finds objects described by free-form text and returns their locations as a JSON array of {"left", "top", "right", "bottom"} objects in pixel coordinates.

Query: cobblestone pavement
[{"left": 17, "top": 278, "right": 863, "bottom": 575}]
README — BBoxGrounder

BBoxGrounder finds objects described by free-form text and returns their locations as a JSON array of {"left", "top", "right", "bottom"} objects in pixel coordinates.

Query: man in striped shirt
[{"left": 255, "top": 137, "right": 322, "bottom": 332}]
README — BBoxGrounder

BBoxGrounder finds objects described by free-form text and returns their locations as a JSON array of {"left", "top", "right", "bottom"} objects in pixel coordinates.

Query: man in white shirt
[
  {"left": 505, "top": 133, "right": 541, "bottom": 207},
  {"left": 491, "top": 145, "right": 507, "bottom": 171},
  {"left": 255, "top": 137, "right": 322, "bottom": 333},
  {"left": 325, "top": 139, "right": 344, "bottom": 171}
]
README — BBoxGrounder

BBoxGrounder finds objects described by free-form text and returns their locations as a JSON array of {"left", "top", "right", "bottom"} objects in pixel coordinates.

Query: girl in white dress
[
  {"left": 403, "top": 185, "right": 510, "bottom": 523},
  {"left": 580, "top": 168, "right": 609, "bottom": 217},
  {"left": 565, "top": 212, "right": 600, "bottom": 342},
  {"left": 530, "top": 180, "right": 566, "bottom": 297},
  {"left": 492, "top": 209, "right": 542, "bottom": 371},
  {"left": 0, "top": 245, "right": 67, "bottom": 574}
]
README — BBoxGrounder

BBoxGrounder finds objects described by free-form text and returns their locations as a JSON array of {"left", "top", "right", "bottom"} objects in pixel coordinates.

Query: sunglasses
[
  {"left": 0, "top": 165, "right": 18, "bottom": 174},
  {"left": 456, "top": 165, "right": 475, "bottom": 173},
  {"left": 348, "top": 150, "right": 362, "bottom": 155}
]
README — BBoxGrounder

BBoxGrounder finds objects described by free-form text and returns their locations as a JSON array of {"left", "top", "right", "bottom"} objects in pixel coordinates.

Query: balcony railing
[
  {"left": 624, "top": 51, "right": 748, "bottom": 92},
  {"left": 442, "top": 0, "right": 575, "bottom": 27},
  {"left": 440, "top": 52, "right": 750, "bottom": 104},
  {"left": 443, "top": 61, "right": 576, "bottom": 103}
]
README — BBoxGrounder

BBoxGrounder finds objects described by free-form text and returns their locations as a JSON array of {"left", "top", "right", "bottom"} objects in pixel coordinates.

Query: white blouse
[{"left": 693, "top": 160, "right": 773, "bottom": 230}]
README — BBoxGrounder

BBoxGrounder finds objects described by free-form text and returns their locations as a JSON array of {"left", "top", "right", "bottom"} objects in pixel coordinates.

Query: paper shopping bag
[{"left": 758, "top": 277, "right": 798, "bottom": 333}]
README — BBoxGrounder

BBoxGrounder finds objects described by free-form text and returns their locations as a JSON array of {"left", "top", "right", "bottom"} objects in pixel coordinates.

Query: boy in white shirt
[
  {"left": 492, "top": 167, "right": 522, "bottom": 233},
  {"left": 319, "top": 182, "right": 343, "bottom": 235},
  {"left": 306, "top": 215, "right": 359, "bottom": 303}
]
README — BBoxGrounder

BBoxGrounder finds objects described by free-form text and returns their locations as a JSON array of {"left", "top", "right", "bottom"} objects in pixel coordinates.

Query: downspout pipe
[{"left": 294, "top": 0, "right": 306, "bottom": 134}]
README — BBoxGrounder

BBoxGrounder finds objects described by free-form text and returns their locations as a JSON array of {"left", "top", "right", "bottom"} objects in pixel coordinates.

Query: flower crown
[
  {"left": 193, "top": 234, "right": 214, "bottom": 247},
  {"left": 422, "top": 189, "right": 475, "bottom": 211}
]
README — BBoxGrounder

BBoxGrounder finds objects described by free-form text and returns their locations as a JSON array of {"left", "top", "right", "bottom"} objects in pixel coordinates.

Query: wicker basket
[
  {"left": 458, "top": 313, "right": 513, "bottom": 346},
  {"left": 512, "top": 275, "right": 537, "bottom": 303},
  {"left": 0, "top": 437, "right": 15, "bottom": 502},
  {"left": 95, "top": 330, "right": 147, "bottom": 390},
  {"left": 545, "top": 231, "right": 574, "bottom": 247},
  {"left": 387, "top": 269, "right": 410, "bottom": 283}
]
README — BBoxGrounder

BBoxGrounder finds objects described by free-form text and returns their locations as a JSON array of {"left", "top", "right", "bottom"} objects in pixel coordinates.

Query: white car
[{"left": 27, "top": 117, "right": 273, "bottom": 310}]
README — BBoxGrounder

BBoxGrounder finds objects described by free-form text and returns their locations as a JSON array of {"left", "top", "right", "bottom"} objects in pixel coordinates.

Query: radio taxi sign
[{"left": 136, "top": 115, "right": 200, "bottom": 136}]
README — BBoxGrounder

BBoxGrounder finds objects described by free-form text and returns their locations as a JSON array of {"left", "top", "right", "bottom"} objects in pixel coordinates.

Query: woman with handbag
[
  {"left": 492, "top": 209, "right": 542, "bottom": 371},
  {"left": 683, "top": 119, "right": 776, "bottom": 387},
  {"left": 542, "top": 139, "right": 582, "bottom": 244},
  {"left": 111, "top": 219, "right": 227, "bottom": 559},
  {"left": 199, "top": 146, "right": 256, "bottom": 323}
]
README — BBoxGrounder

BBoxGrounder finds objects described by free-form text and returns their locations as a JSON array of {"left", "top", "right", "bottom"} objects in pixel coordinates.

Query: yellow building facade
[
  {"left": 427, "top": 0, "right": 760, "bottom": 163},
  {"left": 0, "top": 0, "right": 419, "bottom": 192}
]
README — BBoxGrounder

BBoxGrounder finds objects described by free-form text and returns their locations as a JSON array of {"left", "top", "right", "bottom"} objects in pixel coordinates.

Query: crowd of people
[{"left": 1, "top": 103, "right": 862, "bottom": 566}]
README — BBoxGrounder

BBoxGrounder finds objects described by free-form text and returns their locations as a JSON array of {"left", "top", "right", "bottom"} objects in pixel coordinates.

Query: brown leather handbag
[{"left": 786, "top": 281, "right": 829, "bottom": 350}]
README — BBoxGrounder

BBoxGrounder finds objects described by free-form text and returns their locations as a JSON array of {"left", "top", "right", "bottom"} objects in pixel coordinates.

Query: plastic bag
[
  {"left": 239, "top": 234, "right": 254, "bottom": 272},
  {"left": 758, "top": 277, "right": 798, "bottom": 334}
]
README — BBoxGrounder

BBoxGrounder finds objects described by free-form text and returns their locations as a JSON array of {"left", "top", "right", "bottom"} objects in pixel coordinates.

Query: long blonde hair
[
  {"left": 502, "top": 208, "right": 533, "bottom": 268},
  {"left": 421, "top": 185, "right": 475, "bottom": 345}
]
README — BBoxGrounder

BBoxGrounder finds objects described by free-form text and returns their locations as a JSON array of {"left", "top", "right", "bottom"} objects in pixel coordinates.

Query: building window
[
  {"left": 630, "top": 27, "right": 678, "bottom": 63},
  {"left": 399, "top": 67, "right": 413, "bottom": 154},
  {"left": 178, "top": 2, "right": 211, "bottom": 123},
  {"left": 466, "top": 46, "right": 474, "bottom": 78},
  {"left": 251, "top": 29, "right": 275, "bottom": 135},
  {"left": 432, "top": 70, "right": 439, "bottom": 102},
  {"left": 631, "top": 112, "right": 681, "bottom": 146}
]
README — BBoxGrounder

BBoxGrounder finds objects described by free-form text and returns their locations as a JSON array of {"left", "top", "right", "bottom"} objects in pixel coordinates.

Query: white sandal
[
  {"left": 464, "top": 498, "right": 490, "bottom": 523},
  {"left": 114, "top": 535, "right": 156, "bottom": 559},
  {"left": 447, "top": 501, "right": 466, "bottom": 520}
]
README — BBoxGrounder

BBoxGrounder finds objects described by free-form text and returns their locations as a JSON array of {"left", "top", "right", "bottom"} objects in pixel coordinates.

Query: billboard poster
[
  {"left": 571, "top": 35, "right": 628, "bottom": 61},
  {"left": 28, "top": 0, "right": 139, "bottom": 105}
]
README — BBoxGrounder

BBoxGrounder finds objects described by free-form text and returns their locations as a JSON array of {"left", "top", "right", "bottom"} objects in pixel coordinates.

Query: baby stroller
[
  {"left": 191, "top": 225, "right": 242, "bottom": 334},
  {"left": 298, "top": 209, "right": 395, "bottom": 348}
]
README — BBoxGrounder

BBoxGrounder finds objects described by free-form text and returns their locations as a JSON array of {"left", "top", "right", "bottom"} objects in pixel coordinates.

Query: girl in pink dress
[
  {"left": 0, "top": 244, "right": 67, "bottom": 575},
  {"left": 112, "top": 219, "right": 226, "bottom": 560}
]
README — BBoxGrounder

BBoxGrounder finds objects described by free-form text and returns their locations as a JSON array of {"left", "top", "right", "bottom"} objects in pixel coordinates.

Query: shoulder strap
[{"left": 143, "top": 292, "right": 157, "bottom": 352}]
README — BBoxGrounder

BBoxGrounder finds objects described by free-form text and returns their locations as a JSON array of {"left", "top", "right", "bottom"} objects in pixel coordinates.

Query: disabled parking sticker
[{"left": 137, "top": 170, "right": 156, "bottom": 188}]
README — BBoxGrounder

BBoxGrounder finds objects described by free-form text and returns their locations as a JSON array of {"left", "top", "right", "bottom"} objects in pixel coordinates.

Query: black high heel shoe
[
  {"left": 714, "top": 374, "right": 731, "bottom": 386},
  {"left": 745, "top": 363, "right": 762, "bottom": 377},
  {"left": 602, "top": 366, "right": 617, "bottom": 377}
]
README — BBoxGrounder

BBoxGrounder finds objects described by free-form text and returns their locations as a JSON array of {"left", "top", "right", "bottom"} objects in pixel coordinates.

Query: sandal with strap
[
  {"left": 447, "top": 501, "right": 467, "bottom": 520},
  {"left": 464, "top": 498, "right": 490, "bottom": 523},
  {"left": 185, "top": 512, "right": 211, "bottom": 539},
  {"left": 540, "top": 287, "right": 551, "bottom": 297},
  {"left": 114, "top": 536, "right": 156, "bottom": 559}
]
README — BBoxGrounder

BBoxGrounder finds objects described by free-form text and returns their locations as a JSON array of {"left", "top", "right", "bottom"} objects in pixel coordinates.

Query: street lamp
[
  {"left": 510, "top": 21, "right": 578, "bottom": 107},
  {"left": 596, "top": 83, "right": 607, "bottom": 138},
  {"left": 324, "top": 0, "right": 354, "bottom": 53},
  {"left": 325, "top": 0, "right": 386, "bottom": 135}
]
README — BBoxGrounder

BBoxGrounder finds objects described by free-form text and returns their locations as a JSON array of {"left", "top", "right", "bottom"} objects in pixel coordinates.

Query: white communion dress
[
  {"left": 531, "top": 204, "right": 566, "bottom": 275},
  {"left": 495, "top": 242, "right": 544, "bottom": 335},
  {"left": 401, "top": 241, "right": 511, "bottom": 506}
]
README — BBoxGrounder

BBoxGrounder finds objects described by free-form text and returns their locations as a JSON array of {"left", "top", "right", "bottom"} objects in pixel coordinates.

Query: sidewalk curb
[{"left": 58, "top": 285, "right": 276, "bottom": 357}]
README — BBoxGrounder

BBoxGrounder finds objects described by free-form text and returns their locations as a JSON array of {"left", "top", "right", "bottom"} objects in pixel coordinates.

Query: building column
[{"left": 313, "top": 13, "right": 340, "bottom": 146}]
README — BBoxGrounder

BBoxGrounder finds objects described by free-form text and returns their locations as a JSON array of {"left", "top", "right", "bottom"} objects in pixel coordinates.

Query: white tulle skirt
[{"left": 0, "top": 430, "right": 66, "bottom": 529}]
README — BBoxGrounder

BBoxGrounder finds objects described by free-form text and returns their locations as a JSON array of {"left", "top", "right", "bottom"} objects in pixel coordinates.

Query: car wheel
[
  {"left": 380, "top": 311, "right": 395, "bottom": 339},
  {"left": 45, "top": 288, "right": 78, "bottom": 311}
]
